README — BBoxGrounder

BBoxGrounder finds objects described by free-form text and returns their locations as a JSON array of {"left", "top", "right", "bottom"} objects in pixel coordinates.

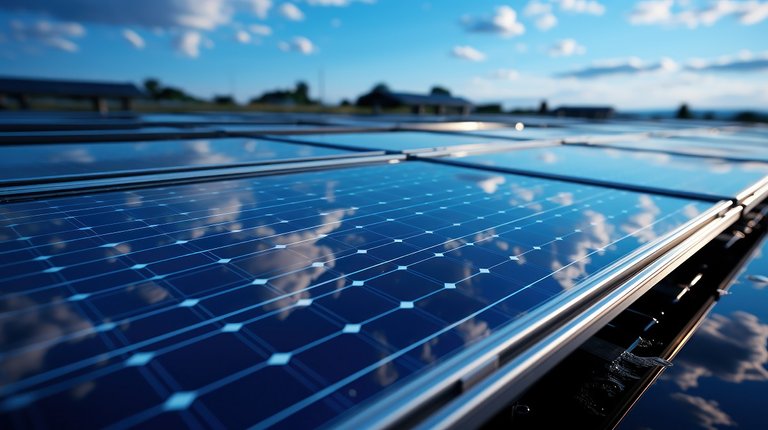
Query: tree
[
  {"left": 213, "top": 95, "right": 236, "bottom": 105},
  {"left": 538, "top": 100, "right": 549, "bottom": 115},
  {"left": 430, "top": 86, "right": 451, "bottom": 96},
  {"left": 676, "top": 103, "right": 692, "bottom": 119},
  {"left": 144, "top": 78, "right": 161, "bottom": 100},
  {"left": 294, "top": 81, "right": 310, "bottom": 104}
]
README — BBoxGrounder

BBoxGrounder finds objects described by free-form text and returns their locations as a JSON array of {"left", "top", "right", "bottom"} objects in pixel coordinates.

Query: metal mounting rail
[
  {"left": 334, "top": 200, "right": 738, "bottom": 430},
  {"left": 0, "top": 154, "right": 405, "bottom": 202},
  {"left": 0, "top": 150, "right": 386, "bottom": 188}
]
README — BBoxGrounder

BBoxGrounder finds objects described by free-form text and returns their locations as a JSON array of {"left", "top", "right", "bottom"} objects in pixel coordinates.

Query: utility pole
[{"left": 318, "top": 67, "right": 325, "bottom": 108}]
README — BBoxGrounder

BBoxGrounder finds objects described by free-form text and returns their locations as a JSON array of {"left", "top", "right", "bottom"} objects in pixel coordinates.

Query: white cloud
[
  {"left": 549, "top": 38, "right": 586, "bottom": 56},
  {"left": 628, "top": 0, "right": 675, "bottom": 25},
  {"left": 278, "top": 36, "right": 315, "bottom": 54},
  {"left": 670, "top": 393, "right": 736, "bottom": 430},
  {"left": 491, "top": 69, "right": 520, "bottom": 80},
  {"left": 463, "top": 58, "right": 768, "bottom": 110},
  {"left": 558, "top": 56, "right": 678, "bottom": 78},
  {"left": 249, "top": 23, "right": 272, "bottom": 36},
  {"left": 524, "top": 0, "right": 552, "bottom": 16},
  {"left": 451, "top": 45, "right": 486, "bottom": 62},
  {"left": 9, "top": 20, "right": 85, "bottom": 52},
  {"left": 686, "top": 50, "right": 768, "bottom": 72},
  {"left": 536, "top": 13, "right": 558, "bottom": 30},
  {"left": 629, "top": 0, "right": 768, "bottom": 28},
  {"left": 174, "top": 30, "right": 202, "bottom": 57},
  {"left": 279, "top": 3, "right": 305, "bottom": 21},
  {"left": 235, "top": 29, "right": 252, "bottom": 43},
  {"left": 306, "top": 0, "right": 376, "bottom": 5},
  {"left": 0, "top": 0, "right": 274, "bottom": 31},
  {"left": 248, "top": 0, "right": 273, "bottom": 19},
  {"left": 462, "top": 6, "right": 525, "bottom": 37},
  {"left": 122, "top": 29, "right": 145, "bottom": 49},
  {"left": 556, "top": 0, "right": 605, "bottom": 15}
]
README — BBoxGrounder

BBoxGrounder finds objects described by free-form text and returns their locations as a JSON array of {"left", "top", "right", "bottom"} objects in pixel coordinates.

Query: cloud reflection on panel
[
  {"left": 0, "top": 296, "right": 94, "bottom": 385},
  {"left": 662, "top": 311, "right": 768, "bottom": 390},
  {"left": 670, "top": 393, "right": 736, "bottom": 430}
]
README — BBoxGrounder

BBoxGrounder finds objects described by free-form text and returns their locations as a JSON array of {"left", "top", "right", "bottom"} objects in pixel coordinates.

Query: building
[
  {"left": 357, "top": 86, "right": 473, "bottom": 115},
  {"left": 0, "top": 77, "right": 144, "bottom": 113}
]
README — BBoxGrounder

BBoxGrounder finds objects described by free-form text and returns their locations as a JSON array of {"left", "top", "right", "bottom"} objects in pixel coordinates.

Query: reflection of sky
[
  {"left": 0, "top": 161, "right": 711, "bottom": 428},
  {"left": 1, "top": 138, "right": 355, "bottom": 180},
  {"left": 620, "top": 237, "right": 768, "bottom": 430},
  {"left": 449, "top": 145, "right": 768, "bottom": 200}
]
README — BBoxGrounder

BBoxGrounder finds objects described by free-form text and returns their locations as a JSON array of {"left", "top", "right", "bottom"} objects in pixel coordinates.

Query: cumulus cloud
[
  {"left": 666, "top": 311, "right": 768, "bottom": 390},
  {"left": 122, "top": 29, "right": 145, "bottom": 49},
  {"left": 8, "top": 20, "right": 85, "bottom": 52},
  {"left": 278, "top": 36, "right": 315, "bottom": 54},
  {"left": 671, "top": 393, "right": 736, "bottom": 430},
  {"left": 558, "top": 56, "right": 679, "bottom": 78},
  {"left": 306, "top": 0, "right": 376, "bottom": 5},
  {"left": 174, "top": 30, "right": 203, "bottom": 57},
  {"left": 535, "top": 12, "right": 559, "bottom": 29},
  {"left": 235, "top": 29, "right": 252, "bottom": 44},
  {"left": 249, "top": 23, "right": 272, "bottom": 36},
  {"left": 279, "top": 2, "right": 305, "bottom": 20},
  {"left": 629, "top": 0, "right": 768, "bottom": 27},
  {"left": 462, "top": 6, "right": 525, "bottom": 37},
  {"left": 0, "top": 0, "right": 274, "bottom": 31},
  {"left": 491, "top": 69, "right": 520, "bottom": 80},
  {"left": 451, "top": 45, "right": 486, "bottom": 62},
  {"left": 549, "top": 38, "right": 586, "bottom": 56},
  {"left": 686, "top": 50, "right": 768, "bottom": 72},
  {"left": 556, "top": 0, "right": 605, "bottom": 15}
]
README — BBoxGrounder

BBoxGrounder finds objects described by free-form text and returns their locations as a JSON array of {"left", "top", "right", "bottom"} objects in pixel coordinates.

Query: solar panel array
[{"left": 1, "top": 112, "right": 767, "bottom": 429}]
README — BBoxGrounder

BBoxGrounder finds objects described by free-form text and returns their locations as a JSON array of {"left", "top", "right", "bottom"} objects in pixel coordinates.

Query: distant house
[
  {"left": 552, "top": 106, "right": 615, "bottom": 119},
  {"left": 357, "top": 86, "right": 473, "bottom": 115},
  {"left": 0, "top": 77, "right": 144, "bottom": 113}
]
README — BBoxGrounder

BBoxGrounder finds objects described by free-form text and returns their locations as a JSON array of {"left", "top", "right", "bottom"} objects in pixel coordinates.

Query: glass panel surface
[
  {"left": 0, "top": 161, "right": 711, "bottom": 428},
  {"left": 437, "top": 145, "right": 768, "bottom": 200},
  {"left": 0, "top": 138, "right": 360, "bottom": 182}
]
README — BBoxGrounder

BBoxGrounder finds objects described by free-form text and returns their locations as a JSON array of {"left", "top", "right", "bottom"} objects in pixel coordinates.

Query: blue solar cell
[
  {"left": 433, "top": 145, "right": 768, "bottom": 200},
  {"left": 271, "top": 131, "right": 511, "bottom": 153},
  {"left": 0, "top": 161, "right": 713, "bottom": 428},
  {"left": 1, "top": 138, "right": 365, "bottom": 182}
]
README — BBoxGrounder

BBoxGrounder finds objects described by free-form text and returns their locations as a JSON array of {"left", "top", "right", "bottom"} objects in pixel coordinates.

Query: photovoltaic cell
[
  {"left": 430, "top": 144, "right": 768, "bottom": 201},
  {"left": 0, "top": 138, "right": 367, "bottom": 182},
  {"left": 0, "top": 161, "right": 712, "bottom": 428},
  {"left": 269, "top": 131, "right": 516, "bottom": 153}
]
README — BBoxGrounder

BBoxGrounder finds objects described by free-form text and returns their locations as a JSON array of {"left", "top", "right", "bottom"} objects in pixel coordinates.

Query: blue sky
[{"left": 1, "top": 0, "right": 767, "bottom": 109}]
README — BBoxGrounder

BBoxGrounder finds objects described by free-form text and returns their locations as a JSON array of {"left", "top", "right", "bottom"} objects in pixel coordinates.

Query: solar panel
[
  {"left": 269, "top": 131, "right": 543, "bottom": 153},
  {"left": 594, "top": 136, "right": 768, "bottom": 162},
  {"left": 0, "top": 127, "right": 220, "bottom": 144},
  {"left": 0, "top": 160, "right": 715, "bottom": 428},
  {"left": 425, "top": 144, "right": 768, "bottom": 202},
  {"left": 1, "top": 138, "right": 376, "bottom": 184}
]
